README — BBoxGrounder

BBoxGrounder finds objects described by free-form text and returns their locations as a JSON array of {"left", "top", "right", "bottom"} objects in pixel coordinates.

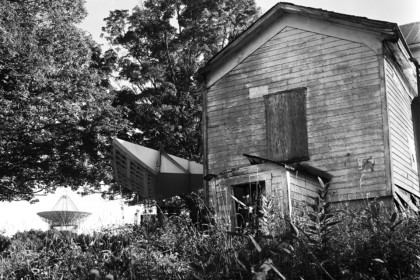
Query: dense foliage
[
  {"left": 0, "top": 0, "right": 127, "bottom": 201},
  {"left": 2, "top": 195, "right": 420, "bottom": 280},
  {"left": 0, "top": 0, "right": 260, "bottom": 201},
  {"left": 103, "top": 0, "right": 260, "bottom": 162}
]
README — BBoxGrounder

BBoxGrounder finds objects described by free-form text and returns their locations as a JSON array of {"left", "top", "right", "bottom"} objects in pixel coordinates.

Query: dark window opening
[
  {"left": 411, "top": 97, "right": 420, "bottom": 184},
  {"left": 264, "top": 87, "right": 308, "bottom": 163},
  {"left": 232, "top": 181, "right": 265, "bottom": 232}
]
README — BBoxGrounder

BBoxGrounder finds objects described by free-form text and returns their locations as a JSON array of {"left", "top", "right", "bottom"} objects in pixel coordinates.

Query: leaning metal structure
[{"left": 37, "top": 195, "right": 91, "bottom": 231}]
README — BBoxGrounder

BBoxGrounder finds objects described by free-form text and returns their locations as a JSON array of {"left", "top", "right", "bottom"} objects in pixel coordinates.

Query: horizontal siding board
[
  {"left": 308, "top": 108, "right": 382, "bottom": 128},
  {"left": 210, "top": 57, "right": 378, "bottom": 96},
  {"left": 211, "top": 43, "right": 374, "bottom": 93},
  {"left": 308, "top": 120, "right": 382, "bottom": 138},
  {"left": 234, "top": 38, "right": 360, "bottom": 73},
  {"left": 208, "top": 74, "right": 380, "bottom": 107}
]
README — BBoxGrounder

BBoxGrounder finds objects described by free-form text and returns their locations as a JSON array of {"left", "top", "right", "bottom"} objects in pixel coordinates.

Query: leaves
[
  {"left": 371, "top": 258, "right": 385, "bottom": 264},
  {"left": 102, "top": 0, "right": 260, "bottom": 162},
  {"left": 249, "top": 235, "right": 262, "bottom": 252},
  {"left": 0, "top": 0, "right": 128, "bottom": 200},
  {"left": 231, "top": 195, "right": 247, "bottom": 208}
]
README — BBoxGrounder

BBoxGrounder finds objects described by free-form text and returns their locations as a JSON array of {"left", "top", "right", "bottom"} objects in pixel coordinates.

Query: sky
[
  {"left": 2, "top": 0, "right": 420, "bottom": 236},
  {"left": 0, "top": 187, "right": 139, "bottom": 236},
  {"left": 79, "top": 0, "right": 420, "bottom": 46}
]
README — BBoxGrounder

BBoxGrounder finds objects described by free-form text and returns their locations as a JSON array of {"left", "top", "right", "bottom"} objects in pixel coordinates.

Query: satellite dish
[{"left": 37, "top": 194, "right": 91, "bottom": 231}]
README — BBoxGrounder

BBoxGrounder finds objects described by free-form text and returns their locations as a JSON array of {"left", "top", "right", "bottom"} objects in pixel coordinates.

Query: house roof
[
  {"left": 243, "top": 153, "right": 333, "bottom": 182},
  {"left": 199, "top": 2, "right": 417, "bottom": 86},
  {"left": 113, "top": 138, "right": 203, "bottom": 175}
]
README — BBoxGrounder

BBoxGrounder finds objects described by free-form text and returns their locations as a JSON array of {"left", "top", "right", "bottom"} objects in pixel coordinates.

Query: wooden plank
[
  {"left": 207, "top": 74, "right": 380, "bottom": 105},
  {"left": 308, "top": 101, "right": 381, "bottom": 121},
  {"left": 233, "top": 43, "right": 369, "bottom": 78},
  {"left": 208, "top": 83, "right": 380, "bottom": 118},
  {"left": 332, "top": 171, "right": 387, "bottom": 185},
  {"left": 395, "top": 188, "right": 419, "bottom": 212},
  {"left": 308, "top": 107, "right": 381, "bottom": 127},
  {"left": 211, "top": 57, "right": 378, "bottom": 95},
  {"left": 311, "top": 151, "right": 386, "bottom": 169},
  {"left": 310, "top": 141, "right": 385, "bottom": 157},
  {"left": 393, "top": 171, "right": 418, "bottom": 190},
  {"left": 307, "top": 95, "right": 380, "bottom": 116},
  {"left": 213, "top": 70, "right": 380, "bottom": 103},
  {"left": 259, "top": 28, "right": 321, "bottom": 48},
  {"left": 308, "top": 93, "right": 380, "bottom": 113},
  {"left": 235, "top": 38, "right": 361, "bottom": 72},
  {"left": 385, "top": 57, "right": 419, "bottom": 195},
  {"left": 249, "top": 35, "right": 342, "bottom": 63},
  {"left": 309, "top": 146, "right": 385, "bottom": 162},
  {"left": 289, "top": 176, "right": 321, "bottom": 193},
  {"left": 333, "top": 179, "right": 389, "bottom": 193},
  {"left": 309, "top": 127, "right": 384, "bottom": 149},
  {"left": 388, "top": 95, "right": 413, "bottom": 126},
  {"left": 215, "top": 46, "right": 374, "bottom": 90},
  {"left": 265, "top": 88, "right": 308, "bottom": 162},
  {"left": 389, "top": 115, "right": 413, "bottom": 139},
  {"left": 308, "top": 126, "right": 383, "bottom": 143},
  {"left": 308, "top": 120, "right": 382, "bottom": 138},
  {"left": 208, "top": 145, "right": 266, "bottom": 158},
  {"left": 208, "top": 139, "right": 267, "bottom": 152}
]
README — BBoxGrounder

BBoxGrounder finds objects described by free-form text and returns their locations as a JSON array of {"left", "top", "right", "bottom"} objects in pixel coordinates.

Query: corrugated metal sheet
[
  {"left": 112, "top": 138, "right": 203, "bottom": 199},
  {"left": 400, "top": 22, "right": 420, "bottom": 46},
  {"left": 114, "top": 138, "right": 202, "bottom": 174}
]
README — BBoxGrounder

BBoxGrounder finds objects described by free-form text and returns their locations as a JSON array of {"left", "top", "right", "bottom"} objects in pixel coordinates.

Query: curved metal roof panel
[{"left": 400, "top": 22, "right": 420, "bottom": 46}]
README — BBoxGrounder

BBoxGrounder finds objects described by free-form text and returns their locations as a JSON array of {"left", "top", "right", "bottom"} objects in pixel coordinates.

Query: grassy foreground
[{"left": 1, "top": 193, "right": 420, "bottom": 280}]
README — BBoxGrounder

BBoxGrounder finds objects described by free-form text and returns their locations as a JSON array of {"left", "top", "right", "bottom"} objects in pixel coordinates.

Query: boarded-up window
[{"left": 264, "top": 88, "right": 308, "bottom": 162}]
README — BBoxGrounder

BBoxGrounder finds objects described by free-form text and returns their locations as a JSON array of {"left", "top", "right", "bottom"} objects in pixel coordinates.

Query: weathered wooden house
[{"left": 200, "top": 3, "right": 420, "bottom": 223}]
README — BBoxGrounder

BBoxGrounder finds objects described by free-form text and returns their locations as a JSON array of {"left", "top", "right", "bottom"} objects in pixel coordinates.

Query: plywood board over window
[{"left": 264, "top": 87, "right": 308, "bottom": 163}]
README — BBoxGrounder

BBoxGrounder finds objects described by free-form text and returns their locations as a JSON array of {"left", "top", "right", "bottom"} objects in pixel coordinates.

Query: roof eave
[
  {"left": 198, "top": 3, "right": 284, "bottom": 77},
  {"left": 199, "top": 2, "right": 404, "bottom": 80}
]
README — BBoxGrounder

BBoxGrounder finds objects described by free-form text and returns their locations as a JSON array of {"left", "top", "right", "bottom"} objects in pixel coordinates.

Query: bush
[
  {"left": 2, "top": 193, "right": 420, "bottom": 279},
  {"left": 0, "top": 233, "right": 11, "bottom": 253}
]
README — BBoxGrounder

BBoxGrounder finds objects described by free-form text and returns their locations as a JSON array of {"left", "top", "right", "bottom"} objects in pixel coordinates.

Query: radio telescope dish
[{"left": 37, "top": 194, "right": 91, "bottom": 231}]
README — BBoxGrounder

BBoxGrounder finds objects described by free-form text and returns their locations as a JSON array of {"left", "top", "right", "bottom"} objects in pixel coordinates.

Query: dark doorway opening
[{"left": 232, "top": 181, "right": 265, "bottom": 232}]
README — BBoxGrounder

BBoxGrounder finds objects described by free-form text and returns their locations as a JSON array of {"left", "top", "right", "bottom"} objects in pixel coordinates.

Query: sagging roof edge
[
  {"left": 204, "top": 154, "right": 332, "bottom": 182},
  {"left": 198, "top": 2, "right": 418, "bottom": 81},
  {"left": 243, "top": 153, "right": 333, "bottom": 182}
]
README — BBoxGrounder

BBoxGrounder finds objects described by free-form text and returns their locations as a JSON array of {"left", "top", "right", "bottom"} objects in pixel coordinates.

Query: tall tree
[
  {"left": 0, "top": 0, "right": 127, "bottom": 201},
  {"left": 103, "top": 0, "right": 260, "bottom": 162}
]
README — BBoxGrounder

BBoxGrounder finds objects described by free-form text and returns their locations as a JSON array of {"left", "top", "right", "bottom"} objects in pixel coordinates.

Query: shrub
[
  {"left": 2, "top": 193, "right": 420, "bottom": 279},
  {"left": 0, "top": 233, "right": 11, "bottom": 253}
]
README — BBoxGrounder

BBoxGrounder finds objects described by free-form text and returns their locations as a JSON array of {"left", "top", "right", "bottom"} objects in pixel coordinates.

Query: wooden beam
[{"left": 395, "top": 187, "right": 419, "bottom": 212}]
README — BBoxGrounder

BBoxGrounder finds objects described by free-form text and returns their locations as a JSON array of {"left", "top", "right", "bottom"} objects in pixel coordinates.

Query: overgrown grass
[{"left": 1, "top": 192, "right": 420, "bottom": 279}]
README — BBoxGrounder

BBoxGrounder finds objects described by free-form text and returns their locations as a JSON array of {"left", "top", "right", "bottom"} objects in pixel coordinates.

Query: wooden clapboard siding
[
  {"left": 289, "top": 171, "right": 320, "bottom": 215},
  {"left": 385, "top": 58, "right": 420, "bottom": 195},
  {"left": 209, "top": 163, "right": 322, "bottom": 224},
  {"left": 206, "top": 25, "right": 387, "bottom": 200}
]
